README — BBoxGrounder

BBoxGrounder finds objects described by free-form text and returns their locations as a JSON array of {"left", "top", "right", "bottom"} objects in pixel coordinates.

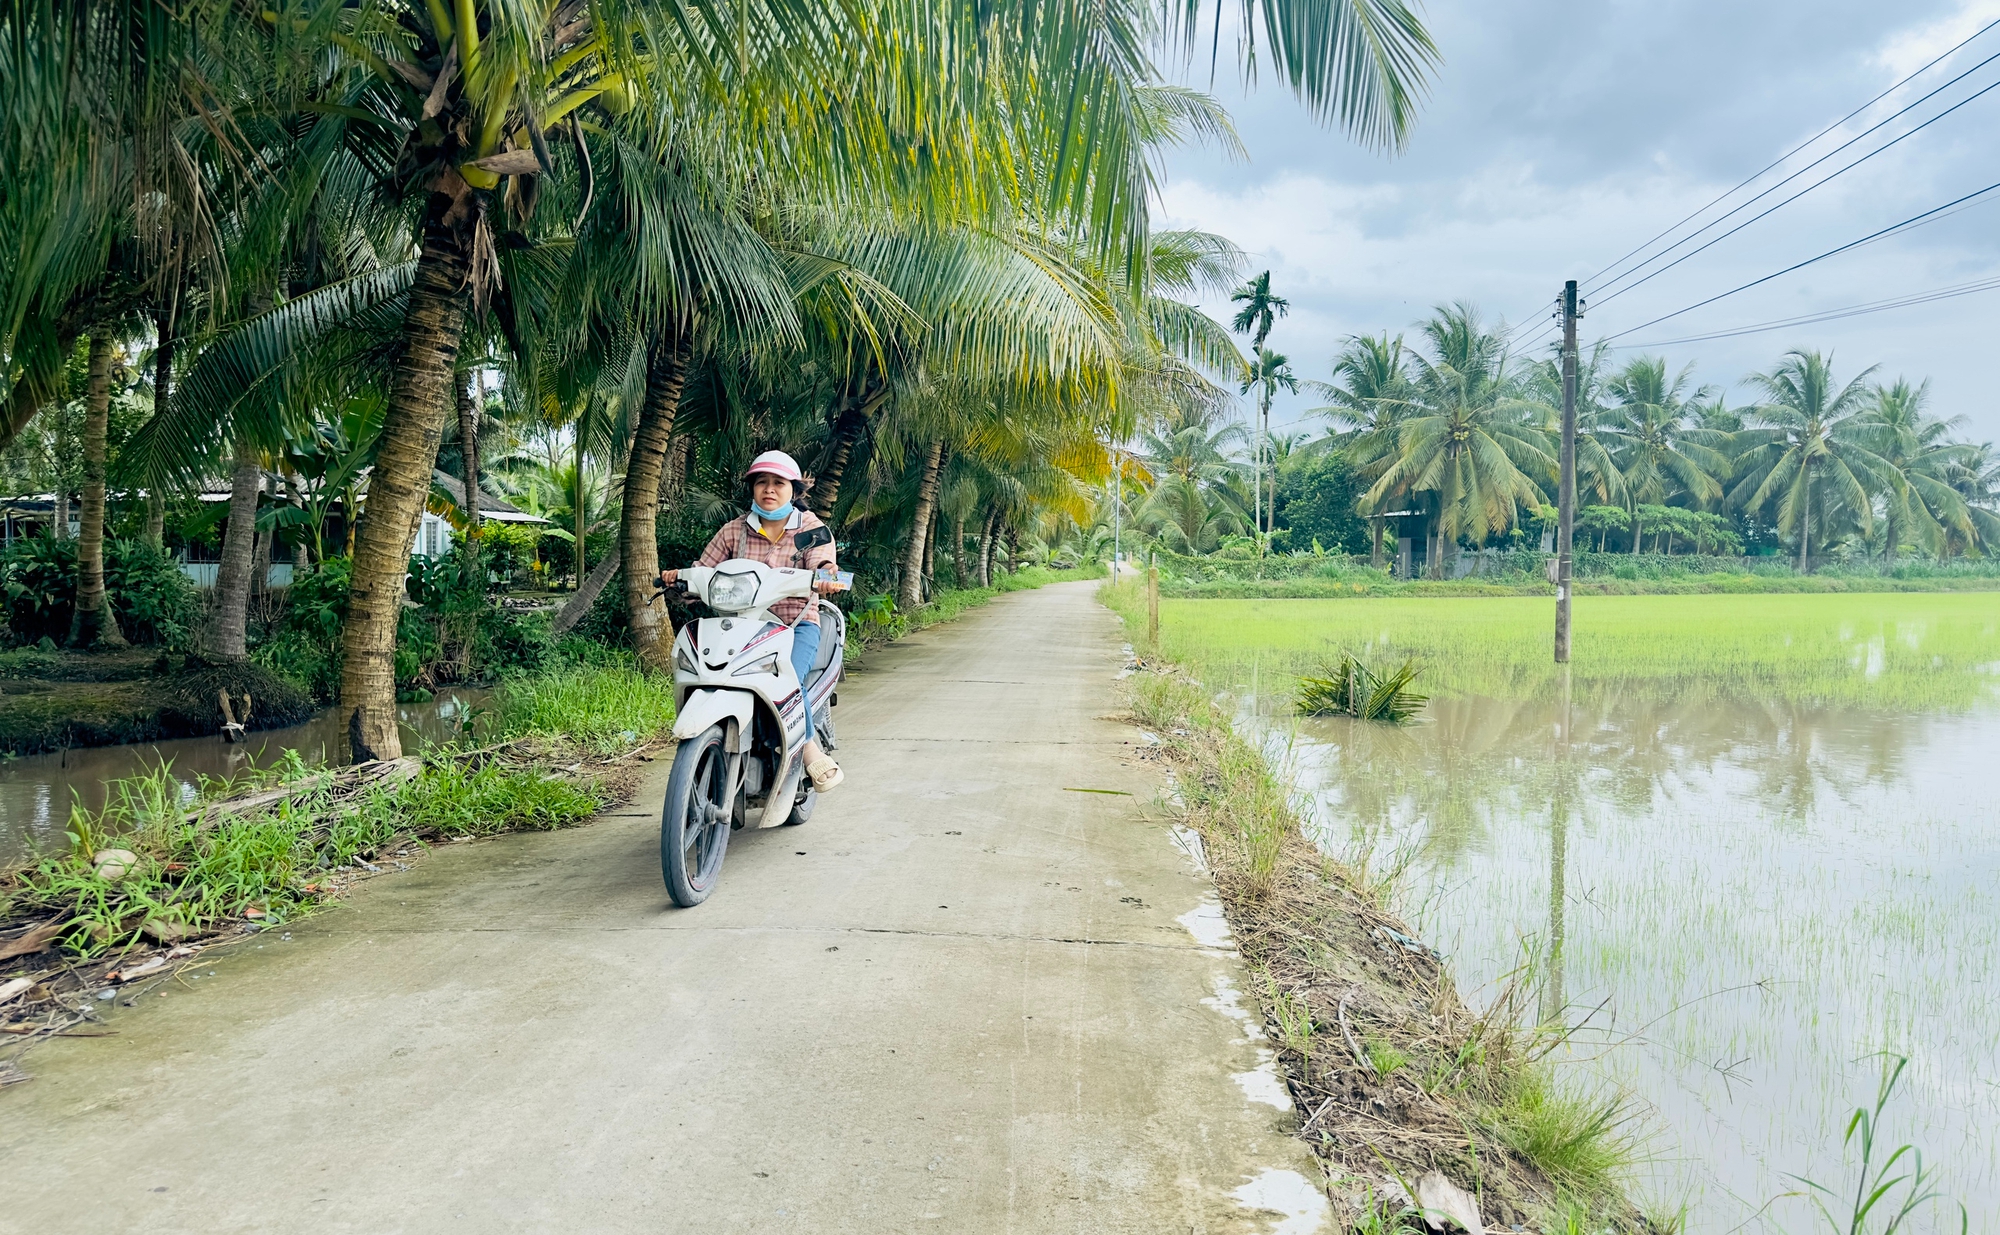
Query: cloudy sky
[{"left": 1156, "top": 0, "right": 2000, "bottom": 443}]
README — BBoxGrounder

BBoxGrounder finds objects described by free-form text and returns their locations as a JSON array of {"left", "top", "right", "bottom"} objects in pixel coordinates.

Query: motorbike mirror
[{"left": 793, "top": 526, "right": 833, "bottom": 553}]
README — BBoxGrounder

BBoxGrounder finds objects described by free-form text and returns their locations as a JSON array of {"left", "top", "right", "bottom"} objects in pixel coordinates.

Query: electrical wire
[
  {"left": 1601, "top": 178, "right": 2000, "bottom": 342},
  {"left": 1580, "top": 18, "right": 2000, "bottom": 291},
  {"left": 1608, "top": 272, "right": 2000, "bottom": 349},
  {"left": 1588, "top": 68, "right": 2000, "bottom": 310}
]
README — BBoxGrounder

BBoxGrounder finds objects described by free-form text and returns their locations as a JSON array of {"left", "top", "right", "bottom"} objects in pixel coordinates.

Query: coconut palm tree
[
  {"left": 1314, "top": 332, "right": 1416, "bottom": 565},
  {"left": 1861, "top": 378, "right": 1978, "bottom": 562},
  {"left": 1734, "top": 350, "right": 1891, "bottom": 571},
  {"left": 1601, "top": 357, "right": 1728, "bottom": 554},
  {"left": 1240, "top": 345, "right": 1297, "bottom": 535},
  {"left": 1365, "top": 304, "right": 1553, "bottom": 577}
]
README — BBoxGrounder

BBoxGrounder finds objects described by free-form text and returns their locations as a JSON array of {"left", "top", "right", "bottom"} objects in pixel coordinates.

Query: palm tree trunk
[
  {"left": 1798, "top": 468, "right": 1812, "bottom": 572},
  {"left": 978, "top": 507, "right": 996, "bottom": 587},
  {"left": 1630, "top": 508, "right": 1643, "bottom": 555},
  {"left": 574, "top": 432, "right": 586, "bottom": 589},
  {"left": 623, "top": 326, "right": 692, "bottom": 668},
  {"left": 208, "top": 431, "right": 262, "bottom": 659},
  {"left": 67, "top": 334, "right": 125, "bottom": 648},
  {"left": 900, "top": 441, "right": 944, "bottom": 611},
  {"left": 457, "top": 371, "right": 482, "bottom": 534},
  {"left": 1370, "top": 517, "right": 1384, "bottom": 569},
  {"left": 288, "top": 474, "right": 310, "bottom": 577},
  {"left": 927, "top": 507, "right": 940, "bottom": 599},
  {"left": 812, "top": 377, "right": 889, "bottom": 516},
  {"left": 145, "top": 309, "right": 175, "bottom": 549},
  {"left": 339, "top": 179, "right": 478, "bottom": 762},
  {"left": 897, "top": 440, "right": 944, "bottom": 611},
  {"left": 952, "top": 515, "right": 966, "bottom": 588}
]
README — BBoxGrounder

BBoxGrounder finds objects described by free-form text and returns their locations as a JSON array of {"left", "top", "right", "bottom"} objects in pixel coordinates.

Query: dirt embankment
[
  {"left": 1128, "top": 667, "right": 1658, "bottom": 1234},
  {"left": 0, "top": 649, "right": 314, "bottom": 755}
]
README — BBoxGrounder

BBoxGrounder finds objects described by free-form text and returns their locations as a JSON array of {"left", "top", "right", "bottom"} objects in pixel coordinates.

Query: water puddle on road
[{"left": 0, "top": 690, "right": 485, "bottom": 864}]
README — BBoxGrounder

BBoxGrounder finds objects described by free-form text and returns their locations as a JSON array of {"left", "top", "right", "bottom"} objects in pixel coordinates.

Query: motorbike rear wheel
[
  {"left": 783, "top": 785, "right": 815, "bottom": 826},
  {"left": 662, "top": 724, "right": 733, "bottom": 906}
]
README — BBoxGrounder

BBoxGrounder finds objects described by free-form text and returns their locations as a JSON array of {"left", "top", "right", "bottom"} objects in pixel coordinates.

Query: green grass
[
  {"left": 3, "top": 751, "right": 605, "bottom": 957},
  {"left": 490, "top": 663, "right": 678, "bottom": 751},
  {"left": 1110, "top": 586, "right": 2000, "bottom": 711}
]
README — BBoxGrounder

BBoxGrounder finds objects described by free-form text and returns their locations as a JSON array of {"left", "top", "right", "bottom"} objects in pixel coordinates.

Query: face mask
[{"left": 751, "top": 500, "right": 794, "bottom": 523}]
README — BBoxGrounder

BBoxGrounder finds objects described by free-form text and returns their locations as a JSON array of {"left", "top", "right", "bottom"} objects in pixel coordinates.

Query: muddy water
[
  {"left": 0, "top": 691, "right": 486, "bottom": 864},
  {"left": 1244, "top": 685, "right": 2000, "bottom": 1231}
]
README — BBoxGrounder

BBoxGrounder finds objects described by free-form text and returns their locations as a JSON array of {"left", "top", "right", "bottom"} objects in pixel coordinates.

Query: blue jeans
[{"left": 790, "top": 619, "right": 821, "bottom": 745}]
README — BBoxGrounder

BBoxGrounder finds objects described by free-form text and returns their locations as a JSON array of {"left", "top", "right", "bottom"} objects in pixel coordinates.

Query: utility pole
[{"left": 1554, "top": 280, "right": 1580, "bottom": 663}]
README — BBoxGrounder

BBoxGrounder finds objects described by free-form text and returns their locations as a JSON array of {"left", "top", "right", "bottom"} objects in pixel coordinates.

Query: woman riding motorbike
[{"left": 658, "top": 450, "right": 845, "bottom": 792}]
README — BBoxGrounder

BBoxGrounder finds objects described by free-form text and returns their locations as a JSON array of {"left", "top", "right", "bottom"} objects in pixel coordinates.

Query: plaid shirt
[{"left": 693, "top": 508, "right": 837, "bottom": 626}]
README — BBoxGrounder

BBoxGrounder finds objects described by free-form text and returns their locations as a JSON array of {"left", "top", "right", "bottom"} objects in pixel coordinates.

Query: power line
[
  {"left": 1602, "top": 178, "right": 2000, "bottom": 342},
  {"left": 1588, "top": 72, "right": 2000, "bottom": 311},
  {"left": 1608, "top": 272, "right": 2000, "bottom": 349},
  {"left": 1588, "top": 49, "right": 2000, "bottom": 304},
  {"left": 1580, "top": 18, "right": 2000, "bottom": 290}
]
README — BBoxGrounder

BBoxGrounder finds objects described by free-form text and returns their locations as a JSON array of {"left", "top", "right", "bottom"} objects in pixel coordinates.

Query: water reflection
[
  {"left": 1249, "top": 682, "right": 2000, "bottom": 1231},
  {"left": 0, "top": 691, "right": 485, "bottom": 864}
]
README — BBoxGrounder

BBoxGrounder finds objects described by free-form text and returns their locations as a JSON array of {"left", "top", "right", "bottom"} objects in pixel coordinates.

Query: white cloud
[{"left": 1875, "top": 0, "right": 2000, "bottom": 76}]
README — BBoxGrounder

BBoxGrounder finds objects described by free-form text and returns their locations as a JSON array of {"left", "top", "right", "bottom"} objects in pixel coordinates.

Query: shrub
[
  {"left": 0, "top": 533, "right": 78, "bottom": 641},
  {"left": 106, "top": 540, "right": 200, "bottom": 648},
  {"left": 0, "top": 535, "right": 199, "bottom": 647}
]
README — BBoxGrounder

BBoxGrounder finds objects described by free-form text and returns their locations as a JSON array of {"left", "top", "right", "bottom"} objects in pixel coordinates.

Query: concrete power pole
[{"left": 1554, "top": 280, "right": 1581, "bottom": 664}]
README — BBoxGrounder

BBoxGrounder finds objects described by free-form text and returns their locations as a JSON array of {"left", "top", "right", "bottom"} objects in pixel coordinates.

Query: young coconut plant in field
[{"left": 1296, "top": 652, "right": 1426, "bottom": 721}]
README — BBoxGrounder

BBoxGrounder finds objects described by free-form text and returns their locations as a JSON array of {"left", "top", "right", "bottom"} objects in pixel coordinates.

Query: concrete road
[{"left": 1, "top": 582, "right": 1324, "bottom": 1235}]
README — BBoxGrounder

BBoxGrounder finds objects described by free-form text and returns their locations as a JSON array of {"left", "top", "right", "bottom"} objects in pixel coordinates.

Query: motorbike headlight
[
  {"left": 732, "top": 654, "right": 781, "bottom": 678},
  {"left": 708, "top": 570, "right": 759, "bottom": 612}
]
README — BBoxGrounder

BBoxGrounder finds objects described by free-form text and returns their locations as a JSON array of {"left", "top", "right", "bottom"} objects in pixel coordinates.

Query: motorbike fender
[{"left": 672, "top": 688, "right": 754, "bottom": 750}]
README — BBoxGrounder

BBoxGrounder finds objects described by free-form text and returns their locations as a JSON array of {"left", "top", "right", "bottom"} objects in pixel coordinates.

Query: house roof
[{"left": 430, "top": 471, "right": 549, "bottom": 525}]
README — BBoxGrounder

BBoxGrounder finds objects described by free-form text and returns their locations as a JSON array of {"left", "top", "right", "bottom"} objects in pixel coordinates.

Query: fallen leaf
[
  {"left": 0, "top": 977, "right": 33, "bottom": 1006},
  {"left": 0, "top": 919, "right": 68, "bottom": 961}
]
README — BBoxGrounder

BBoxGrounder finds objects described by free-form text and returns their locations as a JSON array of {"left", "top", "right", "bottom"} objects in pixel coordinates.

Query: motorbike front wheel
[{"left": 662, "top": 724, "right": 733, "bottom": 907}]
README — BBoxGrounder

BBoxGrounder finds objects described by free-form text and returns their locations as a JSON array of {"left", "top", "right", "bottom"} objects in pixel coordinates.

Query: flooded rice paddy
[
  {"left": 1160, "top": 593, "right": 2000, "bottom": 1230},
  {"left": 0, "top": 691, "right": 485, "bottom": 865}
]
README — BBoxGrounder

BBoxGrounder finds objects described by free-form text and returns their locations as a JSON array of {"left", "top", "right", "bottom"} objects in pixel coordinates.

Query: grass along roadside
[
  {"left": 1123, "top": 667, "right": 1653, "bottom": 1232},
  {"left": 0, "top": 661, "right": 677, "bottom": 1073}
]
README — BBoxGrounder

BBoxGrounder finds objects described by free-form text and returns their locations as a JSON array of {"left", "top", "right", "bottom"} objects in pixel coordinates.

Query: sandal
[{"left": 807, "top": 756, "right": 844, "bottom": 792}]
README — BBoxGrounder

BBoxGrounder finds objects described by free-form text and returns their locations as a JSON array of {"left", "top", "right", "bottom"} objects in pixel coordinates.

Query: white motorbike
[{"left": 660, "top": 528, "right": 844, "bottom": 907}]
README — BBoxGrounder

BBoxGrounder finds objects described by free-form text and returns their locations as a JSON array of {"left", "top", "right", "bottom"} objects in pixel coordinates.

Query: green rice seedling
[
  {"left": 1295, "top": 652, "right": 1428, "bottom": 721},
  {"left": 1105, "top": 591, "right": 2000, "bottom": 712},
  {"left": 1789, "top": 1054, "right": 1968, "bottom": 1235}
]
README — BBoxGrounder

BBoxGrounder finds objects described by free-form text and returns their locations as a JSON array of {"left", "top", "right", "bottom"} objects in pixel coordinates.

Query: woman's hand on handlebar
[
  {"left": 658, "top": 569, "right": 678, "bottom": 587},
  {"left": 812, "top": 579, "right": 842, "bottom": 595}
]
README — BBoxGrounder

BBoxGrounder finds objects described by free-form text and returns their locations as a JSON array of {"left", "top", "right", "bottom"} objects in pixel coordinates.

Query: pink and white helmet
[{"left": 743, "top": 450, "right": 804, "bottom": 484}]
